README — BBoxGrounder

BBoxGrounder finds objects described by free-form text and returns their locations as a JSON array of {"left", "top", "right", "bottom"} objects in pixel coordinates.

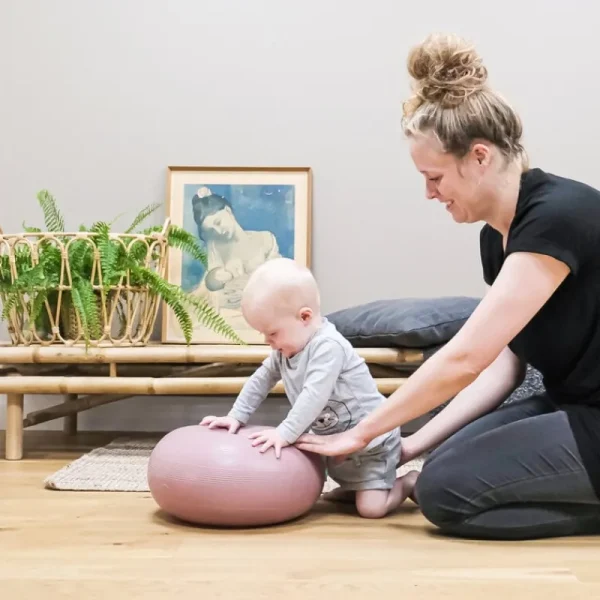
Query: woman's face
[
  {"left": 409, "top": 133, "right": 492, "bottom": 224},
  {"left": 200, "top": 207, "right": 237, "bottom": 240}
]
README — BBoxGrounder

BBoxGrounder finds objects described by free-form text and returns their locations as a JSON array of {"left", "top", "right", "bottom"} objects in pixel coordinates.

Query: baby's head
[{"left": 241, "top": 258, "right": 321, "bottom": 357}]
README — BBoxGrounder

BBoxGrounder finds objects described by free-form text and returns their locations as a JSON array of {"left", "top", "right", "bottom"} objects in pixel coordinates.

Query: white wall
[{"left": 1, "top": 0, "right": 598, "bottom": 431}]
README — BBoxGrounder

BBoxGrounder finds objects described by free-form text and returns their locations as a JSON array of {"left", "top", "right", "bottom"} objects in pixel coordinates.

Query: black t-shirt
[{"left": 480, "top": 167, "right": 600, "bottom": 496}]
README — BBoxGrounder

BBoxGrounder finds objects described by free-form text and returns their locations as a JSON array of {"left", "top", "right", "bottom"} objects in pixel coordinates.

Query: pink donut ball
[{"left": 147, "top": 424, "right": 325, "bottom": 527}]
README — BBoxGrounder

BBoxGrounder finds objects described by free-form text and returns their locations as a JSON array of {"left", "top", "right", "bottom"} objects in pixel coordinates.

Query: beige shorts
[{"left": 325, "top": 427, "right": 401, "bottom": 491}]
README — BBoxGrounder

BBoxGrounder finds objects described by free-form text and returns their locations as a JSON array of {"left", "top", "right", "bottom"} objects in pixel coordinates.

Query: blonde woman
[{"left": 297, "top": 33, "right": 600, "bottom": 540}]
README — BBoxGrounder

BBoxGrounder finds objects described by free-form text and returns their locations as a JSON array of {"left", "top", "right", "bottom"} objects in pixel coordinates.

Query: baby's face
[{"left": 245, "top": 306, "right": 312, "bottom": 358}]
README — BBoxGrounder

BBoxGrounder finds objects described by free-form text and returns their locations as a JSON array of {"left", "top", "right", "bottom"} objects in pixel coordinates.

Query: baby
[{"left": 200, "top": 257, "right": 414, "bottom": 518}]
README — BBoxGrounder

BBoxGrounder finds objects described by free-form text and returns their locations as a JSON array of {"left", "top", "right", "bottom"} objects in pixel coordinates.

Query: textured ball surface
[{"left": 147, "top": 424, "right": 325, "bottom": 527}]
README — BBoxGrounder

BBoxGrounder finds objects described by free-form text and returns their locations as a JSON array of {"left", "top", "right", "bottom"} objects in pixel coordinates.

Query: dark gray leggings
[{"left": 413, "top": 395, "right": 600, "bottom": 540}]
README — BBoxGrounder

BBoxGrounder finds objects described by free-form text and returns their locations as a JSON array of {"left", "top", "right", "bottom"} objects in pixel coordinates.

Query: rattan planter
[{"left": 0, "top": 225, "right": 168, "bottom": 347}]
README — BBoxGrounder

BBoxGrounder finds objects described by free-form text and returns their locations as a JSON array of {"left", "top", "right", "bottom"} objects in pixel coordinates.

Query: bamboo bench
[{"left": 0, "top": 343, "right": 423, "bottom": 460}]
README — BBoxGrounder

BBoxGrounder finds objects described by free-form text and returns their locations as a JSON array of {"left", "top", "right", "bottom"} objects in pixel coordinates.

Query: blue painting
[
  {"left": 180, "top": 183, "right": 295, "bottom": 313},
  {"left": 163, "top": 166, "right": 310, "bottom": 344}
]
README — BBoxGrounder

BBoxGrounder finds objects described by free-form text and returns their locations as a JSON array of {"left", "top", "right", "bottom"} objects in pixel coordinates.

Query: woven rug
[{"left": 44, "top": 437, "right": 424, "bottom": 493}]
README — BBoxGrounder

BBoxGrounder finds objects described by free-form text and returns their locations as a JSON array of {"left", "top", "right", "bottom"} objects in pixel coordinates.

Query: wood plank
[
  {"left": 0, "top": 375, "right": 406, "bottom": 395},
  {"left": 0, "top": 431, "right": 597, "bottom": 599},
  {"left": 0, "top": 343, "right": 423, "bottom": 365}
]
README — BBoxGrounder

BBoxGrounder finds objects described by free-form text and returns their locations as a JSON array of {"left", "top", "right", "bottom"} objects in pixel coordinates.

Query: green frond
[
  {"left": 92, "top": 222, "right": 120, "bottom": 288},
  {"left": 181, "top": 293, "right": 246, "bottom": 345},
  {"left": 125, "top": 203, "right": 161, "bottom": 233},
  {"left": 30, "top": 290, "right": 49, "bottom": 329},
  {"left": 89, "top": 221, "right": 110, "bottom": 234},
  {"left": 131, "top": 264, "right": 244, "bottom": 344},
  {"left": 13, "top": 246, "right": 34, "bottom": 278},
  {"left": 67, "top": 287, "right": 88, "bottom": 344},
  {"left": 1, "top": 292, "right": 20, "bottom": 321},
  {"left": 135, "top": 266, "right": 194, "bottom": 341},
  {"left": 166, "top": 225, "right": 207, "bottom": 267},
  {"left": 166, "top": 295, "right": 194, "bottom": 343},
  {"left": 109, "top": 212, "right": 126, "bottom": 227},
  {"left": 10, "top": 262, "right": 47, "bottom": 292},
  {"left": 38, "top": 245, "right": 62, "bottom": 286},
  {"left": 69, "top": 281, "right": 102, "bottom": 345},
  {"left": 36, "top": 190, "right": 65, "bottom": 232},
  {"left": 127, "top": 265, "right": 192, "bottom": 341},
  {"left": 127, "top": 239, "right": 151, "bottom": 266},
  {"left": 79, "top": 280, "right": 103, "bottom": 340},
  {"left": 1, "top": 191, "right": 244, "bottom": 346},
  {"left": 22, "top": 221, "right": 42, "bottom": 233},
  {"left": 141, "top": 225, "right": 163, "bottom": 235},
  {"left": 67, "top": 239, "right": 89, "bottom": 274},
  {"left": 0, "top": 255, "right": 11, "bottom": 283}
]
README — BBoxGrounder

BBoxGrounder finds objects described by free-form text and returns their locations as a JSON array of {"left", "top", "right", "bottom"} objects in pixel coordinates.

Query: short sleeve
[
  {"left": 479, "top": 224, "right": 502, "bottom": 286},
  {"left": 506, "top": 203, "right": 584, "bottom": 276}
]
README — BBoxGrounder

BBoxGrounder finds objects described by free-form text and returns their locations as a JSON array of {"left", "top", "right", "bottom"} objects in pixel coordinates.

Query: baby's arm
[
  {"left": 201, "top": 352, "right": 281, "bottom": 430},
  {"left": 227, "top": 352, "right": 281, "bottom": 425},
  {"left": 276, "top": 339, "right": 346, "bottom": 444}
]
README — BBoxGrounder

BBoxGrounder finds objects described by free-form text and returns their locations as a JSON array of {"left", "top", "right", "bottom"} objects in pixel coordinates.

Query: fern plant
[{"left": 0, "top": 190, "right": 244, "bottom": 346}]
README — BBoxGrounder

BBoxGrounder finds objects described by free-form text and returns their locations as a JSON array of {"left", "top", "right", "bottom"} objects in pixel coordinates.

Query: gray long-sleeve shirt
[{"left": 228, "top": 318, "right": 395, "bottom": 446}]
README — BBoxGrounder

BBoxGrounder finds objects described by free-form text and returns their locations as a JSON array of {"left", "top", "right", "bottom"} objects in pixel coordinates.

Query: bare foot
[
  {"left": 322, "top": 487, "right": 356, "bottom": 504},
  {"left": 400, "top": 470, "right": 420, "bottom": 504}
]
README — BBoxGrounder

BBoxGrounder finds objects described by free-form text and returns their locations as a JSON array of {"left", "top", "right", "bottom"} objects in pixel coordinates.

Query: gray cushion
[
  {"left": 327, "top": 296, "right": 480, "bottom": 349},
  {"left": 503, "top": 364, "right": 546, "bottom": 404}
]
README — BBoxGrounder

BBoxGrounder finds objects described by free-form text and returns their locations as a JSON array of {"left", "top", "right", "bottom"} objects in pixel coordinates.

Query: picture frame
[{"left": 162, "top": 166, "right": 312, "bottom": 344}]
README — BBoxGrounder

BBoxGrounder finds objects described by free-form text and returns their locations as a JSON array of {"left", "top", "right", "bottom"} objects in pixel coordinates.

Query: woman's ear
[{"left": 472, "top": 143, "right": 491, "bottom": 166}]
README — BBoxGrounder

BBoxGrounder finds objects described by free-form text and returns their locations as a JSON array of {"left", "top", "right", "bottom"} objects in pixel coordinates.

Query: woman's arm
[
  {"left": 296, "top": 251, "right": 569, "bottom": 456},
  {"left": 401, "top": 283, "right": 525, "bottom": 459},
  {"left": 402, "top": 344, "right": 525, "bottom": 461},
  {"left": 357, "top": 251, "right": 568, "bottom": 443}
]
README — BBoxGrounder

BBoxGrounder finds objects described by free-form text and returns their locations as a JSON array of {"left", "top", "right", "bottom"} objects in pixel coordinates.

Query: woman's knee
[{"left": 414, "top": 455, "right": 471, "bottom": 529}]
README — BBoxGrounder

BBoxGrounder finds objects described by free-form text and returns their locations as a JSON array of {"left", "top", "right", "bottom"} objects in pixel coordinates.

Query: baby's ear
[{"left": 299, "top": 307, "right": 313, "bottom": 322}]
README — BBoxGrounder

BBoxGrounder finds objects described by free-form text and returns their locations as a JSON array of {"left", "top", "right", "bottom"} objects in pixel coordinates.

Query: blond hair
[
  {"left": 402, "top": 33, "right": 528, "bottom": 168},
  {"left": 242, "top": 258, "right": 321, "bottom": 317}
]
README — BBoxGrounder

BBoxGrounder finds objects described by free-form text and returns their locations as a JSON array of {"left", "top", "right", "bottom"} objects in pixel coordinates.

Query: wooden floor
[{"left": 0, "top": 432, "right": 598, "bottom": 599}]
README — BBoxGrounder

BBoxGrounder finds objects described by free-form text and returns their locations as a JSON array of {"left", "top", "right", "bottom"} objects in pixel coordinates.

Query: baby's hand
[
  {"left": 247, "top": 429, "right": 290, "bottom": 459},
  {"left": 199, "top": 415, "right": 241, "bottom": 434}
]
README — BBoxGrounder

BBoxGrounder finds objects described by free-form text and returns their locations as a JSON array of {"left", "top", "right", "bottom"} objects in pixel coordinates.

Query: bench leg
[
  {"left": 63, "top": 393, "right": 78, "bottom": 435},
  {"left": 6, "top": 392, "right": 24, "bottom": 460}
]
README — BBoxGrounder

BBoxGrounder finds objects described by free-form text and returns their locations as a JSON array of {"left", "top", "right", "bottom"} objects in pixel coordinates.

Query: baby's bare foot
[{"left": 400, "top": 470, "right": 420, "bottom": 504}]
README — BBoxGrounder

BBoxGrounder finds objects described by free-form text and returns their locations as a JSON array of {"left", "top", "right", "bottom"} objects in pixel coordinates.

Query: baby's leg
[
  {"left": 324, "top": 428, "right": 417, "bottom": 517},
  {"left": 355, "top": 470, "right": 419, "bottom": 519},
  {"left": 322, "top": 487, "right": 355, "bottom": 504}
]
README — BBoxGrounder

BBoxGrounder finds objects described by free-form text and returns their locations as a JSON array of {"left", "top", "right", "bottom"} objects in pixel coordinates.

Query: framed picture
[{"left": 162, "top": 166, "right": 312, "bottom": 344}]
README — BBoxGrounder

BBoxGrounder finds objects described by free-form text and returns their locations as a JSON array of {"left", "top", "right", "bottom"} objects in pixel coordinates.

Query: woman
[
  {"left": 183, "top": 187, "right": 281, "bottom": 342},
  {"left": 191, "top": 186, "right": 281, "bottom": 308},
  {"left": 296, "top": 33, "right": 600, "bottom": 540}
]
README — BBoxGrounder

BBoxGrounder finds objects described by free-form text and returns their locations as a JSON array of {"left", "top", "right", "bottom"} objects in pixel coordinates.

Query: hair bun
[{"left": 406, "top": 33, "right": 488, "bottom": 110}]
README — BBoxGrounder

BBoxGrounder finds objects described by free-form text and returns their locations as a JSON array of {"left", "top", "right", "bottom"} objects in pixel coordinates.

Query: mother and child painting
[{"left": 163, "top": 167, "right": 311, "bottom": 345}]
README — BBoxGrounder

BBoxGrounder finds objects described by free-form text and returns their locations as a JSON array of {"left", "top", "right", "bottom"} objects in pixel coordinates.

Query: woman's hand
[{"left": 294, "top": 428, "right": 368, "bottom": 459}]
